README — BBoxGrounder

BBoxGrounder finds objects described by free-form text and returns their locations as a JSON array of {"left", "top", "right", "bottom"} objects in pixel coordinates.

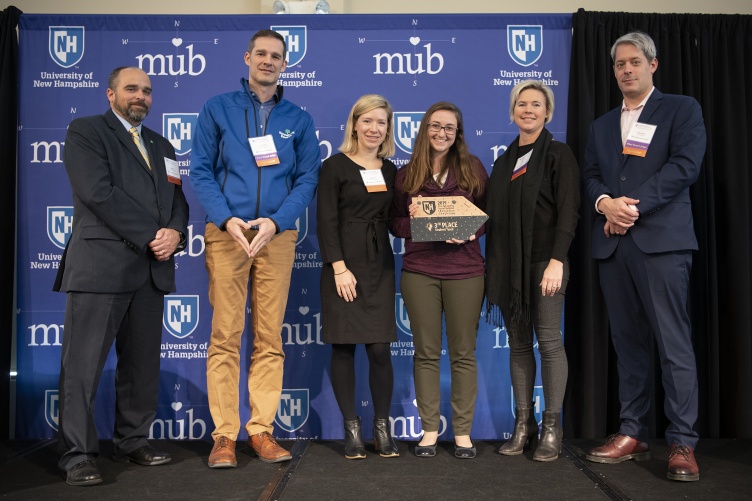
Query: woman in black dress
[{"left": 317, "top": 94, "right": 399, "bottom": 459}]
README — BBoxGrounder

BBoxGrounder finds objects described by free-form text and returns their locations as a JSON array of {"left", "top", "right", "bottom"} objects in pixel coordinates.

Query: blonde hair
[
  {"left": 339, "top": 94, "right": 395, "bottom": 158},
  {"left": 508, "top": 79, "right": 555, "bottom": 124}
]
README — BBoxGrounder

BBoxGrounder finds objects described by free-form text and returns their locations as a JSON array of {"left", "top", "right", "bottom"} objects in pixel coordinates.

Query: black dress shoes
[
  {"left": 414, "top": 442, "right": 437, "bottom": 457},
  {"left": 113, "top": 445, "right": 172, "bottom": 466},
  {"left": 65, "top": 459, "right": 102, "bottom": 486},
  {"left": 454, "top": 443, "right": 476, "bottom": 459}
]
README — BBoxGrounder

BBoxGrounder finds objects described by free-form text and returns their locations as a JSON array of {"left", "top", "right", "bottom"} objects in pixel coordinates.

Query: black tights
[{"left": 330, "top": 343, "right": 393, "bottom": 421}]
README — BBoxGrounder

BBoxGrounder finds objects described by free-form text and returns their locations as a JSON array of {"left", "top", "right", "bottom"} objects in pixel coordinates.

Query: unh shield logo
[
  {"left": 47, "top": 206, "right": 73, "bottom": 249},
  {"left": 420, "top": 200, "right": 436, "bottom": 215},
  {"left": 395, "top": 293, "right": 412, "bottom": 337},
  {"left": 393, "top": 112, "right": 424, "bottom": 154},
  {"left": 163, "top": 295, "right": 199, "bottom": 339},
  {"left": 295, "top": 207, "right": 309, "bottom": 245},
  {"left": 49, "top": 26, "right": 85, "bottom": 68},
  {"left": 45, "top": 389, "right": 59, "bottom": 431},
  {"left": 510, "top": 385, "right": 545, "bottom": 424},
  {"left": 507, "top": 25, "right": 543, "bottom": 67},
  {"left": 275, "top": 388, "right": 309, "bottom": 432},
  {"left": 270, "top": 25, "right": 307, "bottom": 67},
  {"left": 163, "top": 113, "right": 198, "bottom": 156}
]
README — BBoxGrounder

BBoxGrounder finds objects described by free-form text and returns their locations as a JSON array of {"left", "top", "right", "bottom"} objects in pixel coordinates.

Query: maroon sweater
[{"left": 389, "top": 156, "right": 488, "bottom": 280}]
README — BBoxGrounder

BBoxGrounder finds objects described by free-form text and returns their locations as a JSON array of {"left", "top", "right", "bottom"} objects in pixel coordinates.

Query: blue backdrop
[{"left": 16, "top": 13, "right": 571, "bottom": 441}]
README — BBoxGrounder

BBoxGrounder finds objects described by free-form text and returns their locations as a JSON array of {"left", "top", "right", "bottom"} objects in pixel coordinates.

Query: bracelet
[{"left": 334, "top": 269, "right": 348, "bottom": 275}]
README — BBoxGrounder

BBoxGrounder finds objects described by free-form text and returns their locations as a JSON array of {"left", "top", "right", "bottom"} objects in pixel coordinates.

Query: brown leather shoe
[
  {"left": 586, "top": 433, "right": 651, "bottom": 463},
  {"left": 249, "top": 432, "right": 292, "bottom": 463},
  {"left": 208, "top": 436, "right": 237, "bottom": 468},
  {"left": 667, "top": 444, "right": 699, "bottom": 481}
]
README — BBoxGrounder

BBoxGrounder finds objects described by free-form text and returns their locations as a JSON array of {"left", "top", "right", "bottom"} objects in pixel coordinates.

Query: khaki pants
[
  {"left": 204, "top": 223, "right": 297, "bottom": 439},
  {"left": 400, "top": 271, "right": 484, "bottom": 436}
]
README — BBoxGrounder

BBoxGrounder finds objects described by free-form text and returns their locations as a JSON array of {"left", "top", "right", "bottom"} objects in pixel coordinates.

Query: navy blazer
[
  {"left": 583, "top": 89, "right": 706, "bottom": 259},
  {"left": 54, "top": 109, "right": 189, "bottom": 293}
]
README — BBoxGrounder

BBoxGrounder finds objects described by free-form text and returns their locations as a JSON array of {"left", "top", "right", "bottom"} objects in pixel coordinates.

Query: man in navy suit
[
  {"left": 54, "top": 67, "right": 189, "bottom": 486},
  {"left": 582, "top": 32, "right": 705, "bottom": 482}
]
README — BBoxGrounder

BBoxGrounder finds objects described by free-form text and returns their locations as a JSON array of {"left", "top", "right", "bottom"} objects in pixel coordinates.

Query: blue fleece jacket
[{"left": 190, "top": 78, "right": 321, "bottom": 231}]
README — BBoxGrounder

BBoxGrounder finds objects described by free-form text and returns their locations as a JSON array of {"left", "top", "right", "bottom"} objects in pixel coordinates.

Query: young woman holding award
[{"left": 389, "top": 101, "right": 488, "bottom": 459}]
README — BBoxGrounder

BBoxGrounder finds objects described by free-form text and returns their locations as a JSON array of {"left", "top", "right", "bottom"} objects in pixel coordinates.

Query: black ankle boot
[
  {"left": 533, "top": 410, "right": 563, "bottom": 461},
  {"left": 499, "top": 403, "right": 539, "bottom": 455},
  {"left": 373, "top": 418, "right": 399, "bottom": 457},
  {"left": 343, "top": 417, "right": 366, "bottom": 459}
]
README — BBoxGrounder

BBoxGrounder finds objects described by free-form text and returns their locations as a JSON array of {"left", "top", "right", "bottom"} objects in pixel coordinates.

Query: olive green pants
[{"left": 400, "top": 271, "right": 484, "bottom": 436}]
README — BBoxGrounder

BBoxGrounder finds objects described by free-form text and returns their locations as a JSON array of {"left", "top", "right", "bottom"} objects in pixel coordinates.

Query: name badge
[
  {"left": 164, "top": 157, "right": 181, "bottom": 185},
  {"left": 623, "top": 122, "right": 657, "bottom": 157},
  {"left": 248, "top": 135, "right": 281, "bottom": 167},
  {"left": 512, "top": 149, "right": 533, "bottom": 181},
  {"left": 359, "top": 169, "right": 387, "bottom": 192}
]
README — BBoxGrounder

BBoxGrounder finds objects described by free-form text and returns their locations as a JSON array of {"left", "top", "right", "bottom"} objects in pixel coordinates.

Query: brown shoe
[
  {"left": 667, "top": 445, "right": 699, "bottom": 481},
  {"left": 586, "top": 433, "right": 651, "bottom": 463},
  {"left": 249, "top": 432, "right": 292, "bottom": 463},
  {"left": 208, "top": 436, "right": 237, "bottom": 468}
]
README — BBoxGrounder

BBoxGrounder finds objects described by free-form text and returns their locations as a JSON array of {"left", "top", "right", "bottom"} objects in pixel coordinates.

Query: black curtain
[
  {"left": 564, "top": 10, "right": 752, "bottom": 440},
  {"left": 0, "top": 5, "right": 21, "bottom": 440}
]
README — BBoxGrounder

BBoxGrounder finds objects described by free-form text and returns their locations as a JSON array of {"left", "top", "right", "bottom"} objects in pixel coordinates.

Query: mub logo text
[
  {"left": 391, "top": 399, "right": 448, "bottom": 439},
  {"left": 134, "top": 37, "right": 206, "bottom": 76},
  {"left": 372, "top": 37, "right": 445, "bottom": 75},
  {"left": 151, "top": 400, "right": 207, "bottom": 439}
]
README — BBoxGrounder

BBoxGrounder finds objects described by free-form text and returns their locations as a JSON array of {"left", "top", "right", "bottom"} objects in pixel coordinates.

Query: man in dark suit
[
  {"left": 582, "top": 32, "right": 705, "bottom": 482},
  {"left": 53, "top": 66, "right": 189, "bottom": 486}
]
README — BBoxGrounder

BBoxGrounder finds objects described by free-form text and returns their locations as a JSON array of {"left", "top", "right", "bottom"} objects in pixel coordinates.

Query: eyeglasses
[{"left": 427, "top": 123, "right": 459, "bottom": 135}]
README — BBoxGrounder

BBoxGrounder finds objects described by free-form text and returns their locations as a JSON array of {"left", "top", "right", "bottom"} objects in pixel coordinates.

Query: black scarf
[{"left": 486, "top": 128, "right": 552, "bottom": 329}]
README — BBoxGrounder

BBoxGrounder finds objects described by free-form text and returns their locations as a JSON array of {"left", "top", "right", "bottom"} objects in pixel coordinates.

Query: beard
[{"left": 114, "top": 99, "right": 149, "bottom": 123}]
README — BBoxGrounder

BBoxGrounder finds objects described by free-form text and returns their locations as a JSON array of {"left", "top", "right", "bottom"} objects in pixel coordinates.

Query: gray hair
[
  {"left": 610, "top": 32, "right": 657, "bottom": 62},
  {"left": 508, "top": 79, "right": 555, "bottom": 124}
]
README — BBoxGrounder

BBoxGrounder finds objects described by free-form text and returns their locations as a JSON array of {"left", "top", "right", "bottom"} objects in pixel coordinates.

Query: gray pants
[
  {"left": 401, "top": 271, "right": 484, "bottom": 436},
  {"left": 505, "top": 260, "right": 569, "bottom": 414}
]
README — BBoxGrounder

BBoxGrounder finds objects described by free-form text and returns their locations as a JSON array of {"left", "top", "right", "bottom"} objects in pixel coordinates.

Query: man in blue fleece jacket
[{"left": 190, "top": 29, "right": 321, "bottom": 468}]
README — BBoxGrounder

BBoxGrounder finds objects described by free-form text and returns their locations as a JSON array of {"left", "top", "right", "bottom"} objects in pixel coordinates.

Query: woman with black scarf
[{"left": 485, "top": 80, "right": 580, "bottom": 461}]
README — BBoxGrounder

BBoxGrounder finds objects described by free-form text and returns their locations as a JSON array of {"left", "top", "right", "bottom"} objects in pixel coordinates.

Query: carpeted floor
[{"left": 1, "top": 438, "right": 749, "bottom": 500}]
